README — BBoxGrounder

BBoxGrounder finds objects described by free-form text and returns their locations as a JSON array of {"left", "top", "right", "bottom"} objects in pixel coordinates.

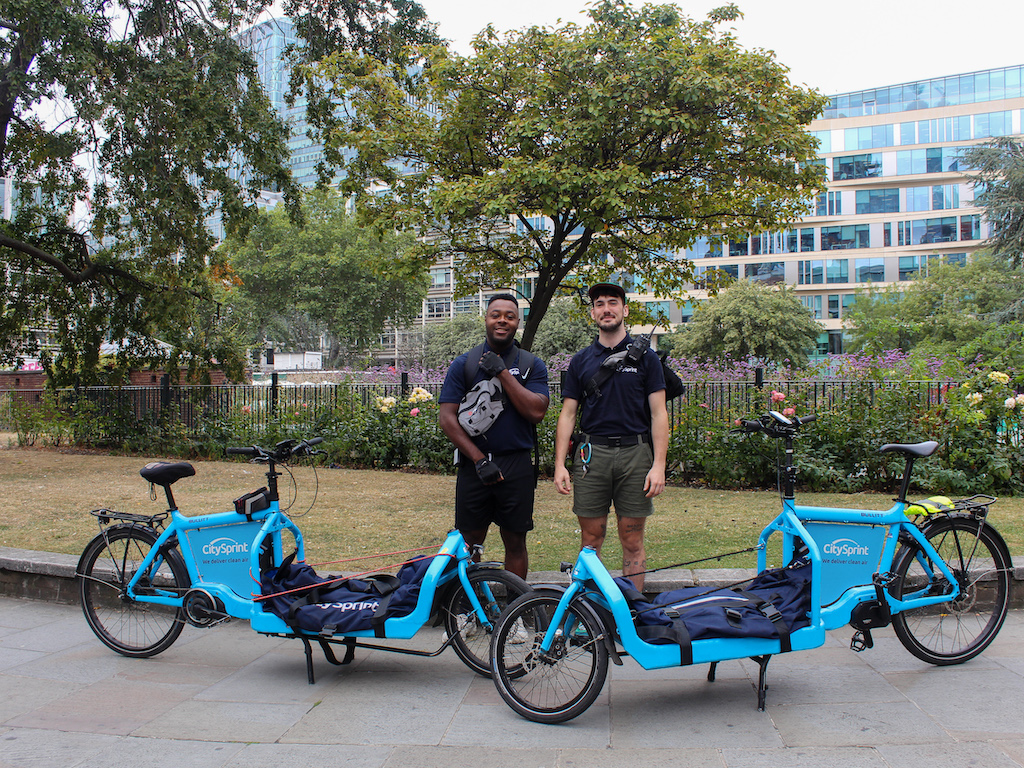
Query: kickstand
[
  {"left": 707, "top": 661, "right": 718, "bottom": 682},
  {"left": 300, "top": 637, "right": 358, "bottom": 685},
  {"left": 751, "top": 655, "right": 772, "bottom": 711}
]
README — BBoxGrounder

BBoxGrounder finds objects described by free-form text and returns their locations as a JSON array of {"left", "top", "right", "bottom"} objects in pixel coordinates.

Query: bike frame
[{"left": 539, "top": 424, "right": 966, "bottom": 671}]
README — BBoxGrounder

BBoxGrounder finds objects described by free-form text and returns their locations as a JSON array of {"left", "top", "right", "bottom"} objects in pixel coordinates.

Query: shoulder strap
[{"left": 463, "top": 343, "right": 488, "bottom": 391}]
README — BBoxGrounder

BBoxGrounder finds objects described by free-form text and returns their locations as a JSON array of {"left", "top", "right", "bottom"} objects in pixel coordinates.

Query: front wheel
[
  {"left": 442, "top": 568, "right": 530, "bottom": 676},
  {"left": 891, "top": 516, "right": 1011, "bottom": 665},
  {"left": 78, "top": 525, "right": 189, "bottom": 657},
  {"left": 490, "top": 592, "right": 609, "bottom": 724}
]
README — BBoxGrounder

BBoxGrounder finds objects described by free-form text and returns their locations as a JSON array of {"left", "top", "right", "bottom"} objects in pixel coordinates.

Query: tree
[
  {"left": 675, "top": 279, "right": 822, "bottom": 367},
  {"left": 965, "top": 137, "right": 1024, "bottom": 267},
  {"left": 220, "top": 188, "right": 427, "bottom": 365},
  {"left": 529, "top": 296, "right": 596, "bottom": 362},
  {"left": 845, "top": 255, "right": 1024, "bottom": 370},
  {"left": 422, "top": 313, "right": 484, "bottom": 369},
  {"left": 0, "top": 0, "right": 436, "bottom": 382},
  {"left": 313, "top": 1, "right": 827, "bottom": 349}
]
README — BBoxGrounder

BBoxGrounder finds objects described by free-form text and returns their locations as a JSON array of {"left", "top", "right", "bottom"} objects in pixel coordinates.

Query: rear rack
[
  {"left": 952, "top": 494, "right": 997, "bottom": 517},
  {"left": 90, "top": 508, "right": 169, "bottom": 527}
]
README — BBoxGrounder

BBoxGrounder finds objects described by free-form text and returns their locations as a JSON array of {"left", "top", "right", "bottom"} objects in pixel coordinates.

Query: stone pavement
[{"left": 1, "top": 595, "right": 1022, "bottom": 768}]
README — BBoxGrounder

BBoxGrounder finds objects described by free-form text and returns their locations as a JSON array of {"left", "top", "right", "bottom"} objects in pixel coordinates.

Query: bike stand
[
  {"left": 300, "top": 637, "right": 357, "bottom": 684},
  {"left": 752, "top": 655, "right": 772, "bottom": 710},
  {"left": 706, "top": 656, "right": 773, "bottom": 710}
]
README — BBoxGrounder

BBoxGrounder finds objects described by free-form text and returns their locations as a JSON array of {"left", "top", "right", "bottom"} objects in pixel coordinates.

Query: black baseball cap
[{"left": 588, "top": 283, "right": 626, "bottom": 303}]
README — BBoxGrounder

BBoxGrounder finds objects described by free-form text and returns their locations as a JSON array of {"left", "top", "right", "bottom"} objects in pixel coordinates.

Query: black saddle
[
  {"left": 140, "top": 461, "right": 196, "bottom": 486},
  {"left": 878, "top": 441, "right": 938, "bottom": 458}
]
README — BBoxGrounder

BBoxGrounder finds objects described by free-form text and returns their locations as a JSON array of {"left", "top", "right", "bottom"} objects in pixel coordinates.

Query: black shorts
[{"left": 455, "top": 450, "right": 535, "bottom": 534}]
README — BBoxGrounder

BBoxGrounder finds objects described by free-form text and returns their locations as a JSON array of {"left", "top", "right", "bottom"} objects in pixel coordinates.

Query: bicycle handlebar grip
[
  {"left": 742, "top": 420, "right": 762, "bottom": 432},
  {"left": 226, "top": 446, "right": 258, "bottom": 456},
  {"left": 797, "top": 414, "right": 818, "bottom": 425}
]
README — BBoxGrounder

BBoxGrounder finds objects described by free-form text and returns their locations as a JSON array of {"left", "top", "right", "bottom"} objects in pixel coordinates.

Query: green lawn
[{"left": 2, "top": 444, "right": 1020, "bottom": 573}]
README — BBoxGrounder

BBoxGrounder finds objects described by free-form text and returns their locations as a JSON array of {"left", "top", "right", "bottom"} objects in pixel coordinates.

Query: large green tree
[
  {"left": 312, "top": 1, "right": 827, "bottom": 349},
  {"left": 674, "top": 279, "right": 822, "bottom": 367},
  {"left": 0, "top": 0, "right": 436, "bottom": 382},
  {"left": 220, "top": 188, "right": 427, "bottom": 365},
  {"left": 845, "top": 256, "right": 1024, "bottom": 371},
  {"left": 965, "top": 137, "right": 1024, "bottom": 268}
]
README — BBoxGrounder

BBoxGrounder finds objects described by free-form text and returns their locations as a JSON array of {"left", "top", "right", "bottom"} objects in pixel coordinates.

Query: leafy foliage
[
  {"left": 312, "top": 0, "right": 827, "bottom": 348},
  {"left": 528, "top": 297, "right": 595, "bottom": 363},
  {"left": 672, "top": 279, "right": 823, "bottom": 367},
  {"left": 421, "top": 313, "right": 484, "bottom": 369},
  {"left": 219, "top": 188, "right": 428, "bottom": 364},
  {"left": 0, "top": 0, "right": 435, "bottom": 382},
  {"left": 965, "top": 137, "right": 1024, "bottom": 267}
]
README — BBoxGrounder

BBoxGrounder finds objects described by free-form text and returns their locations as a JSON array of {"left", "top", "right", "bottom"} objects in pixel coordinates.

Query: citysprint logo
[
  {"left": 203, "top": 537, "right": 249, "bottom": 557},
  {"left": 823, "top": 538, "right": 871, "bottom": 558}
]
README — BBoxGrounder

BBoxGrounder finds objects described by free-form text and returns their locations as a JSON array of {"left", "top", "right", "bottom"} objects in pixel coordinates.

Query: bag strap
[
  {"left": 616, "top": 580, "right": 694, "bottom": 665},
  {"left": 735, "top": 590, "right": 792, "bottom": 653}
]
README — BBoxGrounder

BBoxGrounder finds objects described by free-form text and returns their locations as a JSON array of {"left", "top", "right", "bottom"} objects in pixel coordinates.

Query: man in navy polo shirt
[
  {"left": 553, "top": 283, "right": 668, "bottom": 591},
  {"left": 439, "top": 294, "right": 550, "bottom": 578}
]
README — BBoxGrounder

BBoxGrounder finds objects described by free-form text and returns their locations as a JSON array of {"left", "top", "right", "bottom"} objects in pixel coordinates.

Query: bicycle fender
[
  {"left": 920, "top": 513, "right": 1012, "bottom": 561},
  {"left": 466, "top": 561, "right": 505, "bottom": 571},
  {"left": 528, "top": 585, "right": 623, "bottom": 666}
]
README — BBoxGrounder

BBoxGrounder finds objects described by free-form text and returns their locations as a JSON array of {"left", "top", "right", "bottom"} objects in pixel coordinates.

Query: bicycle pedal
[{"left": 850, "top": 629, "right": 873, "bottom": 652}]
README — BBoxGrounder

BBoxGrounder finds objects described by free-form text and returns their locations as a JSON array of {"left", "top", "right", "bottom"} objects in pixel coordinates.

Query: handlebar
[
  {"left": 734, "top": 411, "right": 816, "bottom": 439},
  {"left": 225, "top": 437, "right": 325, "bottom": 462}
]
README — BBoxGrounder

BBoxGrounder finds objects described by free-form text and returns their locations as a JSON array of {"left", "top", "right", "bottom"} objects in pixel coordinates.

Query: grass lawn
[{"left": 2, "top": 440, "right": 1021, "bottom": 573}]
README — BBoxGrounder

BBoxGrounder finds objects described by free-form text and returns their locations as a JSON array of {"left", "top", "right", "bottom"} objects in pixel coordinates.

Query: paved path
[{"left": 1, "top": 596, "right": 1022, "bottom": 768}]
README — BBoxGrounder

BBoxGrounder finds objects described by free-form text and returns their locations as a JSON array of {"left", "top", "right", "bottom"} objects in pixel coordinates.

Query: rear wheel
[
  {"left": 490, "top": 592, "right": 609, "bottom": 724},
  {"left": 891, "top": 516, "right": 1011, "bottom": 665},
  {"left": 442, "top": 569, "right": 530, "bottom": 676},
  {"left": 78, "top": 525, "right": 189, "bottom": 657}
]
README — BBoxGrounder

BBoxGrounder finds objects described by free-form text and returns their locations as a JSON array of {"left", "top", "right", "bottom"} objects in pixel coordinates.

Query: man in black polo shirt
[
  {"left": 439, "top": 294, "right": 550, "bottom": 578},
  {"left": 553, "top": 283, "right": 668, "bottom": 591}
]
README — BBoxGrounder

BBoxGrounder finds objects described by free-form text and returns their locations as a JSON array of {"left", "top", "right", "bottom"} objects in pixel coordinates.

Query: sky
[{"left": 415, "top": 0, "right": 1024, "bottom": 96}]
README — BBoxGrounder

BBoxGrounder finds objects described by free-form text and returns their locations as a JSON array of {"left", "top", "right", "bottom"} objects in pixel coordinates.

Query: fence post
[
  {"left": 401, "top": 371, "right": 410, "bottom": 398},
  {"left": 754, "top": 367, "right": 764, "bottom": 389},
  {"left": 271, "top": 371, "right": 279, "bottom": 415}
]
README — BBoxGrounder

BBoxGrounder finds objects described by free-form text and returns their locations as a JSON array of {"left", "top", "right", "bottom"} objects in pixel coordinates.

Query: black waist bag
[
  {"left": 615, "top": 560, "right": 812, "bottom": 664},
  {"left": 260, "top": 553, "right": 432, "bottom": 638}
]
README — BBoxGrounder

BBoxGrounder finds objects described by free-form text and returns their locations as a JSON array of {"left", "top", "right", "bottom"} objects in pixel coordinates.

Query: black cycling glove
[
  {"left": 478, "top": 351, "right": 506, "bottom": 378},
  {"left": 475, "top": 458, "right": 504, "bottom": 485}
]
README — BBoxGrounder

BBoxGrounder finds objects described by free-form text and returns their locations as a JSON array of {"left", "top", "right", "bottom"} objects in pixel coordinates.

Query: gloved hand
[
  {"left": 475, "top": 458, "right": 504, "bottom": 485},
  {"left": 478, "top": 351, "right": 506, "bottom": 378}
]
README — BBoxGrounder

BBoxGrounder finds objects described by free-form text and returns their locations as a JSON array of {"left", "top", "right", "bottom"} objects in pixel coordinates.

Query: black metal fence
[{"left": 1, "top": 376, "right": 956, "bottom": 440}]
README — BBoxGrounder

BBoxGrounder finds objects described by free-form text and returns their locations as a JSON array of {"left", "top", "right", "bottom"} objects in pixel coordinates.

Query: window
[
  {"left": 800, "top": 228, "right": 815, "bottom": 252},
  {"left": 855, "top": 257, "right": 885, "bottom": 282},
  {"left": 897, "top": 147, "right": 964, "bottom": 175},
  {"left": 960, "top": 214, "right": 981, "bottom": 240},
  {"left": 899, "top": 254, "right": 940, "bottom": 281},
  {"left": 932, "top": 184, "right": 960, "bottom": 210},
  {"left": 729, "top": 238, "right": 749, "bottom": 257},
  {"left": 745, "top": 262, "right": 785, "bottom": 285},
  {"left": 833, "top": 153, "right": 882, "bottom": 180},
  {"left": 828, "top": 294, "right": 840, "bottom": 319},
  {"left": 429, "top": 268, "right": 451, "bottom": 289},
  {"left": 454, "top": 296, "right": 479, "bottom": 314},
  {"left": 427, "top": 298, "right": 451, "bottom": 319},
  {"left": 856, "top": 188, "right": 899, "bottom": 214},
  {"left": 516, "top": 277, "right": 535, "bottom": 300},
  {"left": 798, "top": 260, "right": 823, "bottom": 285},
  {"left": 645, "top": 301, "right": 671, "bottom": 323},
  {"left": 826, "top": 259, "right": 849, "bottom": 284},
  {"left": 801, "top": 295, "right": 822, "bottom": 320},
  {"left": 821, "top": 225, "right": 870, "bottom": 250}
]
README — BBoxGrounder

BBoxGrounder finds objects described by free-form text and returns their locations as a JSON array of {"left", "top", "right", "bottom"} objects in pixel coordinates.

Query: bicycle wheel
[
  {"left": 491, "top": 592, "right": 609, "bottom": 724},
  {"left": 891, "top": 516, "right": 1011, "bottom": 665},
  {"left": 442, "top": 569, "right": 530, "bottom": 676},
  {"left": 78, "top": 525, "right": 189, "bottom": 657}
]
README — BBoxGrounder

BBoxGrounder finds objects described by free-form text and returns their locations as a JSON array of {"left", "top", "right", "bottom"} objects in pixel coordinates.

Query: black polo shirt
[
  {"left": 563, "top": 336, "right": 666, "bottom": 438},
  {"left": 440, "top": 343, "right": 549, "bottom": 453}
]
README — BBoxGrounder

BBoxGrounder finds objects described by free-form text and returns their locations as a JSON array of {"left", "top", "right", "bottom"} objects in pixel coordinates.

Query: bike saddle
[
  {"left": 878, "top": 441, "right": 938, "bottom": 458},
  {"left": 140, "top": 461, "right": 197, "bottom": 486}
]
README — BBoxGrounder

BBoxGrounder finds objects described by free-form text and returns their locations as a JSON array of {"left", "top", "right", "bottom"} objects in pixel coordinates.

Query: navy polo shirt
[
  {"left": 440, "top": 343, "right": 549, "bottom": 453},
  {"left": 562, "top": 336, "right": 666, "bottom": 438}
]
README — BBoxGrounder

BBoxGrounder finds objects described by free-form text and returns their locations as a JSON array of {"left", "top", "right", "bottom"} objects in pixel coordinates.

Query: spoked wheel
[
  {"left": 442, "top": 569, "right": 530, "bottom": 676},
  {"left": 78, "top": 525, "right": 189, "bottom": 657},
  {"left": 490, "top": 592, "right": 609, "bottom": 724},
  {"left": 891, "top": 516, "right": 1011, "bottom": 665}
]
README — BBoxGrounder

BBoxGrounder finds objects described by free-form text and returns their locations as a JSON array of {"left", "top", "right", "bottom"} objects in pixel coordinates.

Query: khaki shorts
[{"left": 572, "top": 441, "right": 655, "bottom": 519}]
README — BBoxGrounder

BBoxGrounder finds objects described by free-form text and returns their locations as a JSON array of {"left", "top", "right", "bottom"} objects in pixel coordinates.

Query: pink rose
[
  {"left": 410, "top": 407, "right": 420, "bottom": 417},
  {"left": 771, "top": 390, "right": 786, "bottom": 403},
  {"left": 783, "top": 407, "right": 796, "bottom": 417}
]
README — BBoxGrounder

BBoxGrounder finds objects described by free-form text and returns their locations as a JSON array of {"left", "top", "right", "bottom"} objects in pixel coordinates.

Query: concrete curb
[{"left": 3, "top": 545, "right": 1023, "bottom": 607}]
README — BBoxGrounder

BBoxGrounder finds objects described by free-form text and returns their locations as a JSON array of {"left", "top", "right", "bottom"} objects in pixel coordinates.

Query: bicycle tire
[
  {"left": 490, "top": 592, "right": 609, "bottom": 724},
  {"left": 442, "top": 569, "right": 530, "bottom": 676},
  {"left": 891, "top": 515, "right": 1011, "bottom": 665},
  {"left": 78, "top": 525, "right": 189, "bottom": 658}
]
